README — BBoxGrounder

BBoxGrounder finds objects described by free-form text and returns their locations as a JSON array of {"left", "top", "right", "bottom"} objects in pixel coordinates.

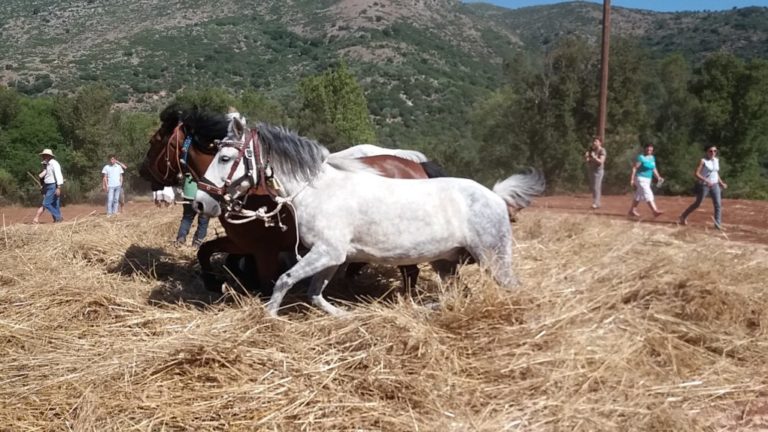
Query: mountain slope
[{"left": 1, "top": 0, "right": 767, "bottom": 147}]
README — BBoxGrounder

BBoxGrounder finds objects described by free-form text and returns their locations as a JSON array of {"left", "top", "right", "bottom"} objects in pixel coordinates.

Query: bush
[{"left": 0, "top": 168, "right": 20, "bottom": 204}]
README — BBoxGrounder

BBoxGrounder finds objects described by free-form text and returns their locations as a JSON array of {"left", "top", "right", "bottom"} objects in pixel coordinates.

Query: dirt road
[
  {"left": 2, "top": 194, "right": 767, "bottom": 244},
  {"left": 531, "top": 194, "right": 768, "bottom": 244}
]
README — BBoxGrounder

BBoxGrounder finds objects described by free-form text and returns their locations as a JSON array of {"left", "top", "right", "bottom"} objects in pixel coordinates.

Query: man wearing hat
[{"left": 36, "top": 148, "right": 64, "bottom": 223}]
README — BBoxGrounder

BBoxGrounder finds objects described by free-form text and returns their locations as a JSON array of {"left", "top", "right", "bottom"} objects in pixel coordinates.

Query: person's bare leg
[
  {"left": 628, "top": 200, "right": 640, "bottom": 217},
  {"left": 648, "top": 201, "right": 663, "bottom": 217},
  {"left": 32, "top": 206, "right": 44, "bottom": 224}
]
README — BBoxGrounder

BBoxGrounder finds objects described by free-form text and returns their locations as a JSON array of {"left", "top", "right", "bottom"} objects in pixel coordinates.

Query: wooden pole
[{"left": 597, "top": 0, "right": 612, "bottom": 143}]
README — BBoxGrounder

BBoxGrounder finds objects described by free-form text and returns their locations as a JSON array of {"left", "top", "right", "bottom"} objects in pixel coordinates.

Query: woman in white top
[{"left": 679, "top": 144, "right": 728, "bottom": 229}]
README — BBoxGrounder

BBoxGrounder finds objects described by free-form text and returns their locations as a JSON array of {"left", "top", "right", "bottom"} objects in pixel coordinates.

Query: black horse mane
[{"left": 159, "top": 103, "right": 229, "bottom": 153}]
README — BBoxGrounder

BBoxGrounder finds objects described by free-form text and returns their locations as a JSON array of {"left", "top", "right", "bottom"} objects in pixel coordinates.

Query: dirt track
[
  {"left": 2, "top": 194, "right": 767, "bottom": 245},
  {"left": 531, "top": 194, "right": 768, "bottom": 245}
]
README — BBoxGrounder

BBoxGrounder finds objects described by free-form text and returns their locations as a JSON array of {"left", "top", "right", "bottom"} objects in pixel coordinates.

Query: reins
[{"left": 198, "top": 126, "right": 306, "bottom": 261}]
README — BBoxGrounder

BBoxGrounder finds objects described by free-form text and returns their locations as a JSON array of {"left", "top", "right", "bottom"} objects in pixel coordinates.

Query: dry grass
[{"left": 1, "top": 209, "right": 767, "bottom": 431}]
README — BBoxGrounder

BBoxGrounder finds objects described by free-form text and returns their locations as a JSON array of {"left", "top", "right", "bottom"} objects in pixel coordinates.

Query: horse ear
[{"left": 235, "top": 117, "right": 245, "bottom": 138}]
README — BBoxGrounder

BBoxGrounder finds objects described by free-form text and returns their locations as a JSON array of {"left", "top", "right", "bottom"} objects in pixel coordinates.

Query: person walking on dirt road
[
  {"left": 678, "top": 144, "right": 728, "bottom": 230},
  {"left": 34, "top": 149, "right": 64, "bottom": 223},
  {"left": 101, "top": 154, "right": 124, "bottom": 217},
  {"left": 628, "top": 143, "right": 664, "bottom": 218},
  {"left": 585, "top": 136, "right": 606, "bottom": 209}
]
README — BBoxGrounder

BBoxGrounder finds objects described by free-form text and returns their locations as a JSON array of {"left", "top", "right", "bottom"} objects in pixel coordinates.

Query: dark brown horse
[{"left": 139, "top": 104, "right": 448, "bottom": 293}]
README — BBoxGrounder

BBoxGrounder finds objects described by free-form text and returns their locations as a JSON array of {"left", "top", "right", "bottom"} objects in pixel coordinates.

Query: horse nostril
[{"left": 195, "top": 202, "right": 205, "bottom": 213}]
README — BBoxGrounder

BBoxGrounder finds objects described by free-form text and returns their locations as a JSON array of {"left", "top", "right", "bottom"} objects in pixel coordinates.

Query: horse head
[
  {"left": 194, "top": 115, "right": 267, "bottom": 218},
  {"left": 139, "top": 103, "right": 228, "bottom": 190}
]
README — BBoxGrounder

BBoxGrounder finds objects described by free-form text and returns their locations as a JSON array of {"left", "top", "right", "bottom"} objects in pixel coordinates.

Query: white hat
[{"left": 39, "top": 149, "right": 55, "bottom": 157}]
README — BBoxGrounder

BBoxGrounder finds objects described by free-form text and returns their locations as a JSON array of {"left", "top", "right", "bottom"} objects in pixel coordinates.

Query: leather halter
[
  {"left": 148, "top": 122, "right": 206, "bottom": 184},
  {"left": 197, "top": 127, "right": 278, "bottom": 211}
]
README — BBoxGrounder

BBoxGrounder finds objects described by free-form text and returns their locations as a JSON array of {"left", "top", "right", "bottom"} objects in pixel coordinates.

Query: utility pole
[{"left": 597, "top": 0, "right": 611, "bottom": 143}]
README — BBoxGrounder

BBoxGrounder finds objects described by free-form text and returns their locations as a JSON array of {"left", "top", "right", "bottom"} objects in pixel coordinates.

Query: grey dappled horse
[{"left": 195, "top": 117, "right": 545, "bottom": 317}]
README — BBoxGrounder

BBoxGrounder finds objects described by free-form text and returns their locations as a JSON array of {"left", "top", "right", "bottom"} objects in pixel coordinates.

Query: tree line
[
  {"left": 1, "top": 37, "right": 767, "bottom": 206},
  {"left": 0, "top": 63, "right": 375, "bottom": 205},
  {"left": 470, "top": 38, "right": 768, "bottom": 199}
]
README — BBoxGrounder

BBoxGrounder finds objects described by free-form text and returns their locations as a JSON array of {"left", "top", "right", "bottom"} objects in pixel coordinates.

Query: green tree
[
  {"left": 298, "top": 62, "right": 375, "bottom": 150},
  {"left": 0, "top": 86, "right": 20, "bottom": 129},
  {"left": 53, "top": 84, "right": 114, "bottom": 184},
  {"left": 649, "top": 54, "right": 700, "bottom": 194},
  {"left": 238, "top": 88, "right": 290, "bottom": 126},
  {"left": 110, "top": 111, "right": 157, "bottom": 194},
  {"left": 472, "top": 38, "right": 600, "bottom": 191},
  {"left": 691, "top": 53, "right": 768, "bottom": 197},
  {"left": 2, "top": 97, "right": 64, "bottom": 183},
  {"left": 174, "top": 87, "right": 238, "bottom": 114}
]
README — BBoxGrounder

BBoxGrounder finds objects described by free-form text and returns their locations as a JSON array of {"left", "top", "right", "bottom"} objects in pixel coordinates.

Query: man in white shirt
[
  {"left": 101, "top": 154, "right": 124, "bottom": 217},
  {"left": 36, "top": 148, "right": 65, "bottom": 223}
]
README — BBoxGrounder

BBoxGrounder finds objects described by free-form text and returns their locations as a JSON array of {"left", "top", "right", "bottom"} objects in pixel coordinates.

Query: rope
[{"left": 223, "top": 177, "right": 308, "bottom": 261}]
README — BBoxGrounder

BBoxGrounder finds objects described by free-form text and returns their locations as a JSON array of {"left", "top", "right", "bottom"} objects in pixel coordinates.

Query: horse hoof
[{"left": 201, "top": 273, "right": 224, "bottom": 292}]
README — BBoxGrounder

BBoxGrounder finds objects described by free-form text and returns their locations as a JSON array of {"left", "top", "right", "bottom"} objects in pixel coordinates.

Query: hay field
[{"left": 1, "top": 209, "right": 767, "bottom": 431}]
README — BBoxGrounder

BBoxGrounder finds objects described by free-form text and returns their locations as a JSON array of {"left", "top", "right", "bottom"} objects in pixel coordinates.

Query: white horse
[
  {"left": 194, "top": 118, "right": 545, "bottom": 317},
  {"left": 331, "top": 143, "right": 428, "bottom": 163}
]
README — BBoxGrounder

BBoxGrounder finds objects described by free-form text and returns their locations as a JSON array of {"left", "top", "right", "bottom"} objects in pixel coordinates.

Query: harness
[
  {"left": 197, "top": 127, "right": 289, "bottom": 223},
  {"left": 197, "top": 127, "right": 305, "bottom": 260},
  {"left": 147, "top": 122, "right": 189, "bottom": 184}
]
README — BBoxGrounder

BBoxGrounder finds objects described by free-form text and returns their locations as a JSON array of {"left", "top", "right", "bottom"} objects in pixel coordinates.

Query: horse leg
[
  {"left": 253, "top": 249, "right": 281, "bottom": 297},
  {"left": 266, "top": 245, "right": 345, "bottom": 317},
  {"left": 398, "top": 265, "right": 419, "bottom": 295},
  {"left": 429, "top": 260, "right": 459, "bottom": 283},
  {"left": 469, "top": 242, "right": 518, "bottom": 289},
  {"left": 307, "top": 265, "right": 345, "bottom": 316},
  {"left": 224, "top": 254, "right": 259, "bottom": 292},
  {"left": 197, "top": 237, "right": 236, "bottom": 292},
  {"left": 344, "top": 262, "right": 367, "bottom": 278}
]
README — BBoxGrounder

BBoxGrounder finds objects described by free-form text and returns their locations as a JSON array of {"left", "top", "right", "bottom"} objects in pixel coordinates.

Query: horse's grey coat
[{"left": 196, "top": 117, "right": 545, "bottom": 316}]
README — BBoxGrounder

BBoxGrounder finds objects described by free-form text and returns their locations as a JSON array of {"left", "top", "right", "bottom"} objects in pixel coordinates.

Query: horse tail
[
  {"left": 420, "top": 160, "right": 450, "bottom": 178},
  {"left": 492, "top": 169, "right": 546, "bottom": 210}
]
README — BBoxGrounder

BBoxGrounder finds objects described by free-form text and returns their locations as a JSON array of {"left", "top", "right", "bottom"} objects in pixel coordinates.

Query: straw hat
[{"left": 39, "top": 149, "right": 55, "bottom": 157}]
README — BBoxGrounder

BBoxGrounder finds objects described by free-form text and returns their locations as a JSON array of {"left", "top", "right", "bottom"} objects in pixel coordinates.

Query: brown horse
[{"left": 139, "top": 104, "right": 448, "bottom": 293}]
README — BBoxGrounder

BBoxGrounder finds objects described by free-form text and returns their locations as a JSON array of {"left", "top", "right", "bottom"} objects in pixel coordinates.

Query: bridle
[
  {"left": 197, "top": 127, "right": 281, "bottom": 216},
  {"left": 147, "top": 122, "right": 207, "bottom": 185}
]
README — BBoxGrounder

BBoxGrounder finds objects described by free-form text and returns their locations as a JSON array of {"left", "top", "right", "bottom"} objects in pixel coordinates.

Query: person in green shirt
[{"left": 175, "top": 174, "right": 209, "bottom": 247}]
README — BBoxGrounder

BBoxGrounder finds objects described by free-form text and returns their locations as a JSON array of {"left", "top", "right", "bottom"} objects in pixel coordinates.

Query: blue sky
[{"left": 464, "top": 0, "right": 768, "bottom": 12}]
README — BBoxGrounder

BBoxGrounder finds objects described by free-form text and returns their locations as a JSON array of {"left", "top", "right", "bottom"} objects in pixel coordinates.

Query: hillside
[{"left": 1, "top": 0, "right": 767, "bottom": 145}]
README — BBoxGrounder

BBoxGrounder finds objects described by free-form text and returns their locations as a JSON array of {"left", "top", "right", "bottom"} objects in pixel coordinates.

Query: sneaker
[
  {"left": 628, "top": 210, "right": 640, "bottom": 217},
  {"left": 591, "top": 204, "right": 600, "bottom": 209},
  {"left": 678, "top": 217, "right": 688, "bottom": 226},
  {"left": 174, "top": 239, "right": 186, "bottom": 247},
  {"left": 653, "top": 210, "right": 663, "bottom": 218},
  {"left": 192, "top": 240, "right": 202, "bottom": 249}
]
